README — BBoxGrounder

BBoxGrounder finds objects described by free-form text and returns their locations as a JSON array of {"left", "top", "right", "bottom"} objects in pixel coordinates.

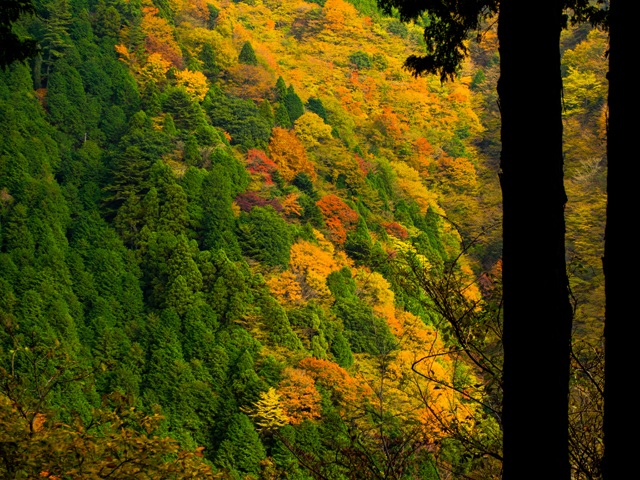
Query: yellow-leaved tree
[
  {"left": 390, "top": 160, "right": 439, "bottom": 214},
  {"left": 174, "top": 69, "right": 209, "bottom": 101},
  {"left": 141, "top": 53, "right": 172, "bottom": 85},
  {"left": 244, "top": 388, "right": 289, "bottom": 431},
  {"left": 294, "top": 111, "right": 333, "bottom": 149},
  {"left": 289, "top": 231, "right": 351, "bottom": 300}
]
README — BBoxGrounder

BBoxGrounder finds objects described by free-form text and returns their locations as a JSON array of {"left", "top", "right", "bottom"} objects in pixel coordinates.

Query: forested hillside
[{"left": 0, "top": 0, "right": 607, "bottom": 478}]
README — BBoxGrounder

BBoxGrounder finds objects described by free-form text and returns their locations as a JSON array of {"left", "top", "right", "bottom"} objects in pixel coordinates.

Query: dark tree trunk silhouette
[
  {"left": 602, "top": 2, "right": 638, "bottom": 478},
  {"left": 498, "top": 1, "right": 572, "bottom": 478}
]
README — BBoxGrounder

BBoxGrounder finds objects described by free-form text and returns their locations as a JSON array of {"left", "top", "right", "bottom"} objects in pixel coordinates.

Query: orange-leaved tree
[
  {"left": 281, "top": 192, "right": 302, "bottom": 217},
  {"left": 267, "top": 270, "right": 303, "bottom": 305},
  {"left": 289, "top": 236, "right": 345, "bottom": 299},
  {"left": 408, "top": 137, "right": 435, "bottom": 177},
  {"left": 436, "top": 155, "right": 477, "bottom": 191},
  {"left": 269, "top": 127, "right": 317, "bottom": 181},
  {"left": 371, "top": 107, "right": 409, "bottom": 150},
  {"left": 382, "top": 222, "right": 409, "bottom": 240},
  {"left": 322, "top": 0, "right": 364, "bottom": 40},
  {"left": 298, "top": 357, "right": 374, "bottom": 411},
  {"left": 315, "top": 194, "right": 359, "bottom": 244},
  {"left": 141, "top": 6, "right": 183, "bottom": 68},
  {"left": 225, "top": 64, "right": 275, "bottom": 102},
  {"left": 277, "top": 367, "right": 322, "bottom": 425}
]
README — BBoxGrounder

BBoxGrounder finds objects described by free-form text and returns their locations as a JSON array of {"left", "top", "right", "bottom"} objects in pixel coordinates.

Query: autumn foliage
[
  {"left": 267, "top": 270, "right": 302, "bottom": 305},
  {"left": 280, "top": 192, "right": 302, "bottom": 217},
  {"left": 437, "top": 155, "right": 477, "bottom": 190},
  {"left": 409, "top": 137, "right": 435, "bottom": 177},
  {"left": 246, "top": 149, "right": 279, "bottom": 184},
  {"left": 277, "top": 368, "right": 322, "bottom": 425},
  {"left": 235, "top": 191, "right": 283, "bottom": 213},
  {"left": 382, "top": 222, "right": 409, "bottom": 240},
  {"left": 289, "top": 235, "right": 344, "bottom": 299},
  {"left": 268, "top": 128, "right": 317, "bottom": 181},
  {"left": 355, "top": 154, "right": 373, "bottom": 175},
  {"left": 315, "top": 195, "right": 359, "bottom": 244},
  {"left": 141, "top": 6, "right": 183, "bottom": 68},
  {"left": 174, "top": 69, "right": 209, "bottom": 101},
  {"left": 225, "top": 64, "right": 275, "bottom": 102},
  {"left": 298, "top": 357, "right": 373, "bottom": 408}
]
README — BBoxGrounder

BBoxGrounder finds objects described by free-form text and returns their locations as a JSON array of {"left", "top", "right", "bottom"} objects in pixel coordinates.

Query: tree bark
[
  {"left": 498, "top": 1, "right": 572, "bottom": 478},
  {"left": 602, "top": 1, "right": 639, "bottom": 478}
]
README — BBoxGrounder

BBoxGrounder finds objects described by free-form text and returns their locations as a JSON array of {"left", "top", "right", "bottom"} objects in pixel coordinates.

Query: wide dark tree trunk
[
  {"left": 498, "top": 1, "right": 572, "bottom": 478},
  {"left": 602, "top": 2, "right": 639, "bottom": 478}
]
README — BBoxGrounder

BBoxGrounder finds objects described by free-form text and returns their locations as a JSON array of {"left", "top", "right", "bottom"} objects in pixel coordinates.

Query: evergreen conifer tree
[
  {"left": 345, "top": 215, "right": 373, "bottom": 265},
  {"left": 200, "top": 43, "right": 218, "bottom": 77},
  {"left": 207, "top": 251, "right": 249, "bottom": 324},
  {"left": 260, "top": 296, "right": 302, "bottom": 350},
  {"left": 163, "top": 113, "right": 177, "bottom": 136},
  {"left": 159, "top": 184, "right": 190, "bottom": 236},
  {"left": 330, "top": 330, "right": 354, "bottom": 368},
  {"left": 275, "top": 102, "right": 292, "bottom": 129},
  {"left": 43, "top": 0, "right": 73, "bottom": 79},
  {"left": 201, "top": 169, "right": 242, "bottom": 257},
  {"left": 275, "top": 76, "right": 287, "bottom": 101},
  {"left": 142, "top": 187, "right": 160, "bottom": 232},
  {"left": 115, "top": 192, "right": 143, "bottom": 247},
  {"left": 306, "top": 97, "right": 328, "bottom": 123},
  {"left": 238, "top": 40, "right": 258, "bottom": 66},
  {"left": 164, "top": 87, "right": 201, "bottom": 131},
  {"left": 142, "top": 81, "right": 161, "bottom": 116},
  {"left": 183, "top": 135, "right": 201, "bottom": 166},
  {"left": 165, "top": 275, "right": 196, "bottom": 315},
  {"left": 94, "top": 1, "right": 121, "bottom": 38},
  {"left": 230, "top": 350, "right": 265, "bottom": 406},
  {"left": 217, "top": 413, "right": 266, "bottom": 476},
  {"left": 259, "top": 98, "right": 275, "bottom": 125},
  {"left": 284, "top": 84, "right": 304, "bottom": 123}
]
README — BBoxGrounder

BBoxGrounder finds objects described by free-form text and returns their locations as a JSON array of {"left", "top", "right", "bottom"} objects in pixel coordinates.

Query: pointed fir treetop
[
  {"left": 259, "top": 99, "right": 275, "bottom": 124},
  {"left": 284, "top": 84, "right": 304, "bottom": 123},
  {"left": 274, "top": 102, "right": 291, "bottom": 129},
  {"left": 238, "top": 40, "right": 258, "bottom": 66},
  {"left": 306, "top": 97, "right": 328, "bottom": 123},
  {"left": 275, "top": 76, "right": 287, "bottom": 101}
]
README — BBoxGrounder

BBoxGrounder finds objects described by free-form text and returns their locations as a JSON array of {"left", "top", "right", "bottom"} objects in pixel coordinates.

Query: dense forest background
[{"left": 0, "top": 0, "right": 607, "bottom": 478}]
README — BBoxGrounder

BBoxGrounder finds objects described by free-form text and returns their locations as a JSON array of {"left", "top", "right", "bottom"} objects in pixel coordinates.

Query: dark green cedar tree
[
  {"left": 305, "top": 97, "right": 328, "bottom": 123},
  {"left": 258, "top": 98, "right": 275, "bottom": 124},
  {"left": 274, "top": 101, "right": 292, "bottom": 129},
  {"left": 238, "top": 40, "right": 258, "bottom": 65},
  {"left": 237, "top": 206, "right": 293, "bottom": 268},
  {"left": 275, "top": 75, "right": 287, "bottom": 101},
  {"left": 183, "top": 134, "right": 201, "bottom": 166},
  {"left": 284, "top": 84, "right": 304, "bottom": 123},
  {"left": 217, "top": 413, "right": 266, "bottom": 476}
]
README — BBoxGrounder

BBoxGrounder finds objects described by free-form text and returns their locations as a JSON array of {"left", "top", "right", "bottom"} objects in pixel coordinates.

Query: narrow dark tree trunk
[
  {"left": 602, "top": 2, "right": 639, "bottom": 478},
  {"left": 498, "top": 1, "right": 572, "bottom": 478}
]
